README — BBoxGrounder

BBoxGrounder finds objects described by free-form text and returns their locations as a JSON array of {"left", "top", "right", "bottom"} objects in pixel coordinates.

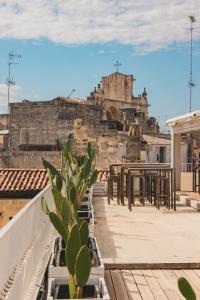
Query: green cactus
[
  {"left": 65, "top": 224, "right": 91, "bottom": 299},
  {"left": 49, "top": 212, "right": 68, "bottom": 244},
  {"left": 75, "top": 245, "right": 91, "bottom": 298},
  {"left": 65, "top": 224, "right": 81, "bottom": 275},
  {"left": 41, "top": 197, "right": 49, "bottom": 215},
  {"left": 41, "top": 139, "right": 98, "bottom": 298},
  {"left": 79, "top": 220, "right": 89, "bottom": 246},
  {"left": 75, "top": 245, "right": 91, "bottom": 287},
  {"left": 178, "top": 277, "right": 196, "bottom": 300}
]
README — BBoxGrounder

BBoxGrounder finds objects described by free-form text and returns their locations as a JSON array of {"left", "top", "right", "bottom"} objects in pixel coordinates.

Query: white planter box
[
  {"left": 47, "top": 277, "right": 110, "bottom": 300},
  {"left": 49, "top": 237, "right": 104, "bottom": 279}
]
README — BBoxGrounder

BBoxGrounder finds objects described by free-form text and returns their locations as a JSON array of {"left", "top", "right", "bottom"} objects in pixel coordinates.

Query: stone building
[{"left": 0, "top": 71, "right": 159, "bottom": 169}]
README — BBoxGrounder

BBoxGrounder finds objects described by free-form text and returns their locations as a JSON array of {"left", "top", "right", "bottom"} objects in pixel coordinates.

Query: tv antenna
[
  {"left": 6, "top": 51, "right": 21, "bottom": 112},
  {"left": 188, "top": 16, "right": 196, "bottom": 112},
  {"left": 67, "top": 89, "right": 76, "bottom": 99}
]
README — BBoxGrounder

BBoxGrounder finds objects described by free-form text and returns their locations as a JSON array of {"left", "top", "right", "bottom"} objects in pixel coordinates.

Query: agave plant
[{"left": 178, "top": 277, "right": 196, "bottom": 300}]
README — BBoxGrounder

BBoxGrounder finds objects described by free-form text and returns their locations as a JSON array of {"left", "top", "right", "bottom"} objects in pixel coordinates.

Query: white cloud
[
  {"left": 0, "top": 83, "right": 23, "bottom": 112},
  {"left": 0, "top": 0, "right": 199, "bottom": 53}
]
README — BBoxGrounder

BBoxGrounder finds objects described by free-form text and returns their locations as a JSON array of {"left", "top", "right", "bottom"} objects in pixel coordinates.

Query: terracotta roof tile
[{"left": 0, "top": 169, "right": 49, "bottom": 192}]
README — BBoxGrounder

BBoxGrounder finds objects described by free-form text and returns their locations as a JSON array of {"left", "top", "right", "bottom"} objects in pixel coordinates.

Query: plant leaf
[
  {"left": 79, "top": 220, "right": 89, "bottom": 246},
  {"left": 52, "top": 187, "right": 63, "bottom": 213},
  {"left": 70, "top": 186, "right": 77, "bottom": 205},
  {"left": 53, "top": 174, "right": 63, "bottom": 191},
  {"left": 178, "top": 277, "right": 196, "bottom": 300},
  {"left": 65, "top": 224, "right": 81, "bottom": 275},
  {"left": 89, "top": 169, "right": 98, "bottom": 186},
  {"left": 49, "top": 212, "right": 68, "bottom": 244},
  {"left": 82, "top": 159, "right": 92, "bottom": 179},
  {"left": 41, "top": 197, "right": 49, "bottom": 215},
  {"left": 42, "top": 159, "right": 60, "bottom": 178},
  {"left": 75, "top": 245, "right": 91, "bottom": 288},
  {"left": 62, "top": 198, "right": 71, "bottom": 227}
]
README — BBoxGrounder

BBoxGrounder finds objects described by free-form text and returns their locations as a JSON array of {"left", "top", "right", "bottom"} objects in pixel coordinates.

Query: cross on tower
[{"left": 114, "top": 60, "right": 121, "bottom": 72}]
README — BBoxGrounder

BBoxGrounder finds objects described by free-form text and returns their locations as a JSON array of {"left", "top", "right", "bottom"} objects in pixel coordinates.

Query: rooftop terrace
[{"left": 1, "top": 180, "right": 200, "bottom": 300}]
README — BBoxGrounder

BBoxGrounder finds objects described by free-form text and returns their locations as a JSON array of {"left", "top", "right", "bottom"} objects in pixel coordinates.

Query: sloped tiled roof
[{"left": 0, "top": 169, "right": 48, "bottom": 192}]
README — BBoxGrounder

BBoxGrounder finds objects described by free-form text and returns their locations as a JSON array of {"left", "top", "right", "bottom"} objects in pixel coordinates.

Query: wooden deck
[{"left": 105, "top": 269, "right": 200, "bottom": 300}]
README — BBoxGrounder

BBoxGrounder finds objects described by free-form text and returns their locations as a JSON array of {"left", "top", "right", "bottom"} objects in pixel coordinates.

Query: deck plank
[
  {"left": 110, "top": 270, "right": 130, "bottom": 300},
  {"left": 121, "top": 270, "right": 142, "bottom": 300},
  {"left": 104, "top": 270, "right": 117, "bottom": 300},
  {"left": 152, "top": 270, "right": 181, "bottom": 300},
  {"left": 141, "top": 269, "right": 168, "bottom": 300},
  {"left": 162, "top": 270, "right": 185, "bottom": 300},
  {"left": 131, "top": 270, "right": 155, "bottom": 300}
]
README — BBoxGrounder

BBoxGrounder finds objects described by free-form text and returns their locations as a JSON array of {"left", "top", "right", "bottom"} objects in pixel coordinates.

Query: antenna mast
[
  {"left": 188, "top": 16, "right": 196, "bottom": 112},
  {"left": 6, "top": 51, "right": 21, "bottom": 113}
]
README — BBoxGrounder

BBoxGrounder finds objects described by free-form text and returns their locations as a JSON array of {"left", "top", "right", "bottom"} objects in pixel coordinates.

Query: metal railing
[{"left": 181, "top": 163, "right": 193, "bottom": 172}]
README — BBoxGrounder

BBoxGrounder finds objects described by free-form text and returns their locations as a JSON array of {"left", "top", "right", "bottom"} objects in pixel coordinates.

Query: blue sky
[{"left": 0, "top": 0, "right": 199, "bottom": 131}]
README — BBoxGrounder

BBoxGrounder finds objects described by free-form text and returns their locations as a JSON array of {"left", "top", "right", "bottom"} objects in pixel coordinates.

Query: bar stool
[
  {"left": 132, "top": 172, "right": 146, "bottom": 206},
  {"left": 155, "top": 175, "right": 170, "bottom": 210}
]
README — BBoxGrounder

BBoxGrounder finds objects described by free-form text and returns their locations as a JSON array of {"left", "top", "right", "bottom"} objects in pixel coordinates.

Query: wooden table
[
  {"left": 108, "top": 163, "right": 170, "bottom": 205},
  {"left": 126, "top": 167, "right": 176, "bottom": 211}
]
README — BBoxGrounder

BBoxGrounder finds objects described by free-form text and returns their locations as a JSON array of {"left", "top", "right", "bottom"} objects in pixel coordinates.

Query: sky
[{"left": 0, "top": 0, "right": 200, "bottom": 131}]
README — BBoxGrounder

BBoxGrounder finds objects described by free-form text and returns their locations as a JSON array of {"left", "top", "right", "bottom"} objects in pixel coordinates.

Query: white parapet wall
[{"left": 0, "top": 185, "right": 54, "bottom": 300}]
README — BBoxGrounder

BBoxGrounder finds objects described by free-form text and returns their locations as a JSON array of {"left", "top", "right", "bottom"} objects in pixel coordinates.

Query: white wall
[{"left": 147, "top": 143, "right": 187, "bottom": 164}]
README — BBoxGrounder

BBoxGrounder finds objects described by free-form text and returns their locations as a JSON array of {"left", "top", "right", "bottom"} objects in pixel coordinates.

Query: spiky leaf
[
  {"left": 53, "top": 174, "right": 63, "bottom": 191},
  {"left": 82, "top": 159, "right": 92, "bottom": 179},
  {"left": 49, "top": 212, "right": 68, "bottom": 244},
  {"left": 42, "top": 159, "right": 59, "bottom": 178},
  {"left": 178, "top": 277, "right": 196, "bottom": 300},
  {"left": 89, "top": 169, "right": 98, "bottom": 186},
  {"left": 79, "top": 220, "right": 89, "bottom": 246},
  {"left": 70, "top": 186, "right": 77, "bottom": 204},
  {"left": 71, "top": 204, "right": 80, "bottom": 225},
  {"left": 75, "top": 245, "right": 91, "bottom": 288},
  {"left": 65, "top": 224, "right": 81, "bottom": 275},
  {"left": 41, "top": 197, "right": 49, "bottom": 215},
  {"left": 87, "top": 142, "right": 92, "bottom": 157},
  {"left": 62, "top": 199, "right": 71, "bottom": 227},
  {"left": 52, "top": 187, "right": 63, "bottom": 213}
]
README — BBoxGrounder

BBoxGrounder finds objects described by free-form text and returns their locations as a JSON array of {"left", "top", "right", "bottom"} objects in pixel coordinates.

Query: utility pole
[{"left": 188, "top": 16, "right": 196, "bottom": 113}]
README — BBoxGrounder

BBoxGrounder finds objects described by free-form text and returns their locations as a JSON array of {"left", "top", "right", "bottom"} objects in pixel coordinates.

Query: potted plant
[
  {"left": 47, "top": 223, "right": 109, "bottom": 299},
  {"left": 48, "top": 235, "right": 104, "bottom": 278},
  {"left": 41, "top": 140, "right": 108, "bottom": 299}
]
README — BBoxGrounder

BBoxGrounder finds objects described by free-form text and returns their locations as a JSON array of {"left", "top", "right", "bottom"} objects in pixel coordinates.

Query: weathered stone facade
[{"left": 0, "top": 72, "right": 159, "bottom": 169}]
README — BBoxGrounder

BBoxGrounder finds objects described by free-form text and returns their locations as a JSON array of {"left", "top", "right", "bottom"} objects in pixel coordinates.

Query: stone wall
[
  {"left": 0, "top": 98, "right": 130, "bottom": 169},
  {"left": 102, "top": 72, "right": 134, "bottom": 102}
]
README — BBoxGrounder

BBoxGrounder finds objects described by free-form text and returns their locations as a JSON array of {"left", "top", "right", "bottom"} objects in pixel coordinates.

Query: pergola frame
[{"left": 166, "top": 110, "right": 200, "bottom": 190}]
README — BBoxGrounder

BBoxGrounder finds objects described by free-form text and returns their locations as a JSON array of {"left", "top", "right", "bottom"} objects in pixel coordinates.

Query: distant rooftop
[
  {"left": 166, "top": 110, "right": 200, "bottom": 126},
  {"left": 143, "top": 134, "right": 170, "bottom": 145},
  {"left": 0, "top": 169, "right": 48, "bottom": 196}
]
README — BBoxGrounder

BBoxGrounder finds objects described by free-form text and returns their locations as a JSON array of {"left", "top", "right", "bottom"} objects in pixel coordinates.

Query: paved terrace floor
[{"left": 94, "top": 197, "right": 200, "bottom": 266}]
